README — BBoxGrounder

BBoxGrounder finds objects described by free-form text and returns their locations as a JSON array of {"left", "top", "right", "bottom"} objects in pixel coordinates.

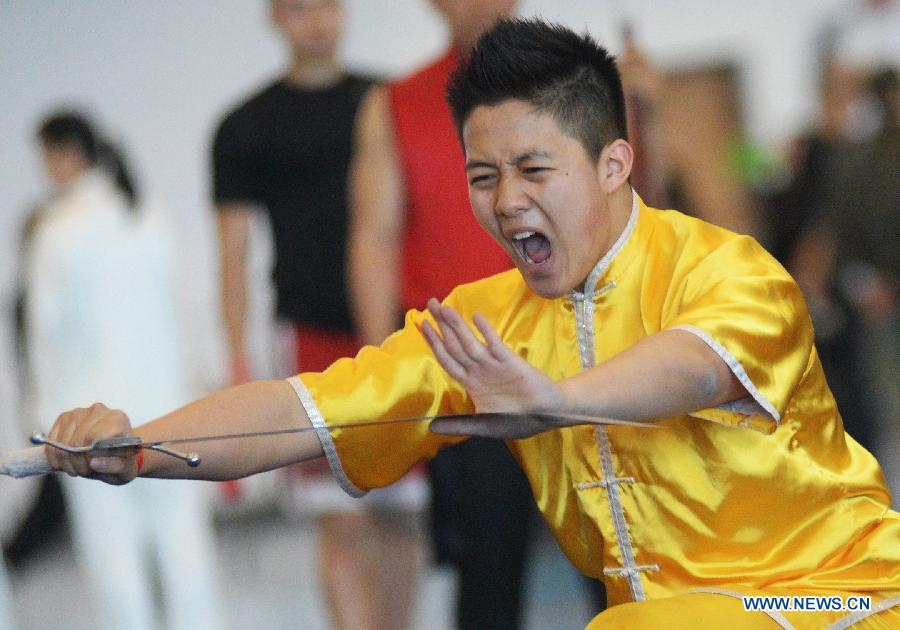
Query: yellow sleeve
[
  {"left": 288, "top": 307, "right": 469, "bottom": 496},
  {"left": 663, "top": 235, "right": 814, "bottom": 434}
]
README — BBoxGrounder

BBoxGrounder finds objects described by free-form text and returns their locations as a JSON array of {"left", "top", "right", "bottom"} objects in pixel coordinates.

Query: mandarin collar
[{"left": 569, "top": 189, "right": 641, "bottom": 300}]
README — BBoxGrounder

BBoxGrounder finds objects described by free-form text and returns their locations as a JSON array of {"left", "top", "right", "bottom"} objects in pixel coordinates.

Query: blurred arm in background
[
  {"left": 216, "top": 204, "right": 253, "bottom": 384},
  {"left": 348, "top": 85, "right": 406, "bottom": 346}
]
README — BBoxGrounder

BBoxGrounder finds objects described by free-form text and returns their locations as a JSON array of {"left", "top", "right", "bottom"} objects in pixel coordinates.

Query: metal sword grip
[
  {"left": 30, "top": 432, "right": 200, "bottom": 467},
  {"left": 30, "top": 431, "right": 142, "bottom": 456}
]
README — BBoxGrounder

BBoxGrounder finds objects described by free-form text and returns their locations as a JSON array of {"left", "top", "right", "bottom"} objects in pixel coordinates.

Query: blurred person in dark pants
[{"left": 766, "top": 55, "right": 898, "bottom": 501}]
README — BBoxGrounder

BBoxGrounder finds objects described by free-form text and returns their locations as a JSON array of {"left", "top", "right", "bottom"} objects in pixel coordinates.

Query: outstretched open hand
[{"left": 420, "top": 299, "right": 569, "bottom": 438}]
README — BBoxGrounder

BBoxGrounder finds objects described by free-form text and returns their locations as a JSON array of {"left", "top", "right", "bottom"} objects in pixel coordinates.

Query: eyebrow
[
  {"left": 464, "top": 160, "right": 495, "bottom": 172},
  {"left": 464, "top": 151, "right": 554, "bottom": 172},
  {"left": 507, "top": 150, "right": 553, "bottom": 166}
]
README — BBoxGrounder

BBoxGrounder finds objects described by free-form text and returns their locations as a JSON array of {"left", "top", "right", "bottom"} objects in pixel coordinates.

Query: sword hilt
[{"left": 30, "top": 432, "right": 201, "bottom": 468}]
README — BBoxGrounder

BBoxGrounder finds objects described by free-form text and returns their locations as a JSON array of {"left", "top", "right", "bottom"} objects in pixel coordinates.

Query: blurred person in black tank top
[{"left": 212, "top": 2, "right": 426, "bottom": 628}]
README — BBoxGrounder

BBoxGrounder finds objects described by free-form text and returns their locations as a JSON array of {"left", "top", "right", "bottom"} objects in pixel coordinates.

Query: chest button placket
[{"left": 570, "top": 192, "right": 658, "bottom": 601}]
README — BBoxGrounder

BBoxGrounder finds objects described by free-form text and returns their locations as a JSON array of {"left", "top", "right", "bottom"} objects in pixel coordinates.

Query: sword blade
[
  {"left": 146, "top": 411, "right": 654, "bottom": 447},
  {"left": 26, "top": 412, "right": 658, "bottom": 469},
  {"left": 145, "top": 414, "right": 437, "bottom": 447}
]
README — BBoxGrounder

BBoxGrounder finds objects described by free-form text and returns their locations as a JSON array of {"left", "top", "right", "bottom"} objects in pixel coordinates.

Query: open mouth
[{"left": 512, "top": 231, "right": 552, "bottom": 266}]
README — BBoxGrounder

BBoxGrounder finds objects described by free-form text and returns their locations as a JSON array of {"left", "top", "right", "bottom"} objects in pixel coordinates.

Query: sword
[{"left": 1, "top": 412, "right": 656, "bottom": 478}]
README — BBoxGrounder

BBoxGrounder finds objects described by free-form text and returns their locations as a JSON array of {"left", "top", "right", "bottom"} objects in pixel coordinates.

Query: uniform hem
[
  {"left": 691, "top": 588, "right": 794, "bottom": 629},
  {"left": 286, "top": 376, "right": 367, "bottom": 498},
  {"left": 824, "top": 595, "right": 900, "bottom": 630}
]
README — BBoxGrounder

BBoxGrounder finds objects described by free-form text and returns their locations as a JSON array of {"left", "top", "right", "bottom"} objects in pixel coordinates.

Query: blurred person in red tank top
[
  {"left": 349, "top": 0, "right": 518, "bottom": 340},
  {"left": 348, "top": 3, "right": 549, "bottom": 628}
]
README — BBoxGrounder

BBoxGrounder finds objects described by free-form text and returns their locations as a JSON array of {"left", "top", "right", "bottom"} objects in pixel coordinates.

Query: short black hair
[{"left": 446, "top": 17, "right": 628, "bottom": 159}]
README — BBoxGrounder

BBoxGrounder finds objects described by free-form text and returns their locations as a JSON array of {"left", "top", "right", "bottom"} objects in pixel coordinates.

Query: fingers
[
  {"left": 473, "top": 312, "right": 514, "bottom": 362},
  {"left": 47, "top": 408, "right": 89, "bottom": 477},
  {"left": 83, "top": 408, "right": 137, "bottom": 483},
  {"left": 423, "top": 299, "right": 515, "bottom": 367},
  {"left": 420, "top": 319, "right": 467, "bottom": 381},
  {"left": 89, "top": 456, "right": 134, "bottom": 486},
  {"left": 422, "top": 299, "right": 519, "bottom": 387},
  {"left": 426, "top": 299, "right": 478, "bottom": 368},
  {"left": 425, "top": 299, "right": 494, "bottom": 367},
  {"left": 45, "top": 403, "right": 137, "bottom": 483},
  {"left": 438, "top": 303, "right": 489, "bottom": 361}
]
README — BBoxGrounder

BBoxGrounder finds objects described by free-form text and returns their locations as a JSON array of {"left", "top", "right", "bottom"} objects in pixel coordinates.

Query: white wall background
[{"left": 0, "top": 0, "right": 859, "bottom": 398}]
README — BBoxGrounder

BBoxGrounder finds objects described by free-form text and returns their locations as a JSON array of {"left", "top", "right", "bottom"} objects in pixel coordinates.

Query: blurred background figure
[
  {"left": 349, "top": 2, "right": 551, "bottom": 628},
  {"left": 827, "top": 0, "right": 899, "bottom": 502},
  {"left": 618, "top": 23, "right": 668, "bottom": 210},
  {"left": 212, "top": 1, "right": 425, "bottom": 628},
  {"left": 763, "top": 0, "right": 899, "bottom": 502},
  {"left": 0, "top": 333, "right": 35, "bottom": 630},
  {"left": 1, "top": 213, "right": 36, "bottom": 630},
  {"left": 0, "top": 561, "right": 12, "bottom": 630},
  {"left": 23, "top": 111, "right": 224, "bottom": 630}
]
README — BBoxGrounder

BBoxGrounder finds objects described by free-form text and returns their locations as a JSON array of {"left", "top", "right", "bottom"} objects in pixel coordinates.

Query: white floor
[{"left": 5, "top": 505, "right": 599, "bottom": 630}]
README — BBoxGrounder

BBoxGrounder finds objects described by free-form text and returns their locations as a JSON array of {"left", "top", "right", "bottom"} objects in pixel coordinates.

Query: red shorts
[
  {"left": 221, "top": 326, "right": 365, "bottom": 504},
  {"left": 295, "top": 324, "right": 361, "bottom": 372},
  {"left": 291, "top": 325, "right": 362, "bottom": 479},
  {"left": 286, "top": 324, "right": 427, "bottom": 509}
]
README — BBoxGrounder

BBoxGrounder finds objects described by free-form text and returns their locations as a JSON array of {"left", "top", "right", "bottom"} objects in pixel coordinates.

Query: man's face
[
  {"left": 272, "top": 0, "right": 341, "bottom": 61},
  {"left": 463, "top": 100, "right": 615, "bottom": 298},
  {"left": 432, "top": 0, "right": 517, "bottom": 50}
]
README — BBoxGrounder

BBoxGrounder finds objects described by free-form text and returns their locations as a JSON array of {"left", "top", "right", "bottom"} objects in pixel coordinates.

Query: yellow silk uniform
[{"left": 290, "top": 194, "right": 900, "bottom": 628}]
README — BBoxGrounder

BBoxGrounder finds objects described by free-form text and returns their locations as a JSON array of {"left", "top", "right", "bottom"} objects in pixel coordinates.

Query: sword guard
[{"left": 147, "top": 443, "right": 201, "bottom": 467}]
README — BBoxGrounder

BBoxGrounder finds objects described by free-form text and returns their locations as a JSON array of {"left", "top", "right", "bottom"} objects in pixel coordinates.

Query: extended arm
[
  {"left": 420, "top": 299, "right": 745, "bottom": 433},
  {"left": 44, "top": 380, "right": 322, "bottom": 484},
  {"left": 348, "top": 86, "right": 407, "bottom": 346}
]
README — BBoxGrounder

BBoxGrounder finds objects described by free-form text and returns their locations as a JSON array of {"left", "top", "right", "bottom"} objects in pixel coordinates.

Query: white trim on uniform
[
  {"left": 286, "top": 375, "right": 366, "bottom": 498},
  {"left": 669, "top": 324, "right": 781, "bottom": 425},
  {"left": 691, "top": 588, "right": 794, "bottom": 630},
  {"left": 824, "top": 596, "right": 900, "bottom": 630},
  {"left": 572, "top": 191, "right": 652, "bottom": 601}
]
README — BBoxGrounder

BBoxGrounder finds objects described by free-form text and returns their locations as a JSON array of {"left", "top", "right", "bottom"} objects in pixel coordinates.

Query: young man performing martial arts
[{"left": 34, "top": 19, "right": 900, "bottom": 629}]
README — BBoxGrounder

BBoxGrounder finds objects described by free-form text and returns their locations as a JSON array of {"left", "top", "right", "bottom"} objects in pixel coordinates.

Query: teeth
[{"left": 513, "top": 231, "right": 535, "bottom": 240}]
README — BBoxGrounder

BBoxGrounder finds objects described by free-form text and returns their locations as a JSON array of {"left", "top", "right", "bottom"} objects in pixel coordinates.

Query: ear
[{"left": 596, "top": 139, "right": 633, "bottom": 194}]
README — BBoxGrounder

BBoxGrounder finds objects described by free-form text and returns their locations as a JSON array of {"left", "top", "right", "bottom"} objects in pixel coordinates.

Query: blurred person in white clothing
[
  {"left": 24, "top": 111, "right": 224, "bottom": 630},
  {"left": 0, "top": 212, "right": 39, "bottom": 630},
  {"left": 0, "top": 562, "right": 11, "bottom": 630},
  {"left": 0, "top": 369, "right": 32, "bottom": 630}
]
